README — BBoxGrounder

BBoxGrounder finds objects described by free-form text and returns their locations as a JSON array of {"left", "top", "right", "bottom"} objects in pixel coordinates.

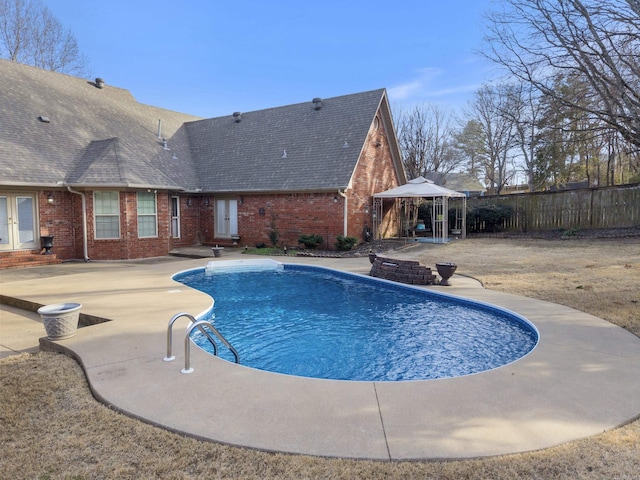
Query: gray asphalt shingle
[
  {"left": 1, "top": 59, "right": 200, "bottom": 189},
  {"left": 1, "top": 59, "right": 386, "bottom": 193},
  {"left": 186, "top": 89, "right": 385, "bottom": 193}
]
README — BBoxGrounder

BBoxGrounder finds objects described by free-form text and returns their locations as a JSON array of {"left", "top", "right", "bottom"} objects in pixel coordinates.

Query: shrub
[
  {"left": 335, "top": 235, "right": 358, "bottom": 251},
  {"left": 468, "top": 204, "right": 512, "bottom": 233},
  {"left": 268, "top": 230, "right": 279, "bottom": 247},
  {"left": 268, "top": 214, "right": 279, "bottom": 247},
  {"left": 561, "top": 227, "right": 580, "bottom": 238},
  {"left": 298, "top": 234, "right": 323, "bottom": 249}
]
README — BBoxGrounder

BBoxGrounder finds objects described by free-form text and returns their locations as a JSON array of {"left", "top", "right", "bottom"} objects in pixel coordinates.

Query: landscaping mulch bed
[
  {"left": 296, "top": 227, "right": 640, "bottom": 258},
  {"left": 297, "top": 239, "right": 410, "bottom": 258}
]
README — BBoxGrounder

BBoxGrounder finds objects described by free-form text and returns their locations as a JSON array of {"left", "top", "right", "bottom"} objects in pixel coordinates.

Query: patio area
[{"left": 1, "top": 247, "right": 639, "bottom": 460}]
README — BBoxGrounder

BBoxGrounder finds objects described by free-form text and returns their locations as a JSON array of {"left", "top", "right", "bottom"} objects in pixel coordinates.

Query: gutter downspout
[
  {"left": 67, "top": 186, "right": 90, "bottom": 261},
  {"left": 338, "top": 188, "right": 348, "bottom": 236}
]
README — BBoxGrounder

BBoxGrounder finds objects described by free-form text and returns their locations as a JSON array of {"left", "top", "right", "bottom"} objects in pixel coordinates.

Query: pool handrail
[
  {"left": 182, "top": 320, "right": 240, "bottom": 373},
  {"left": 163, "top": 312, "right": 240, "bottom": 374},
  {"left": 164, "top": 312, "right": 202, "bottom": 361}
]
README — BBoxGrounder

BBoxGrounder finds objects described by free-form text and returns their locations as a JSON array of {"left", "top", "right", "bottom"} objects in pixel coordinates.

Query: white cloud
[
  {"left": 388, "top": 66, "right": 486, "bottom": 110},
  {"left": 388, "top": 80, "right": 424, "bottom": 100},
  {"left": 426, "top": 84, "right": 481, "bottom": 98},
  {"left": 388, "top": 67, "right": 444, "bottom": 100}
]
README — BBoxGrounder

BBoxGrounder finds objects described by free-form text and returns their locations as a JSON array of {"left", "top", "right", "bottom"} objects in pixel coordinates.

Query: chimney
[
  {"left": 312, "top": 98, "right": 323, "bottom": 110},
  {"left": 233, "top": 112, "right": 242, "bottom": 123}
]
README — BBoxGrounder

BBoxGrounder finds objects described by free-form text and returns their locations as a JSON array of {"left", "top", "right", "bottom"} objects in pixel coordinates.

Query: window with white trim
[
  {"left": 137, "top": 191, "right": 158, "bottom": 238},
  {"left": 94, "top": 191, "right": 120, "bottom": 239},
  {"left": 171, "top": 196, "right": 180, "bottom": 239}
]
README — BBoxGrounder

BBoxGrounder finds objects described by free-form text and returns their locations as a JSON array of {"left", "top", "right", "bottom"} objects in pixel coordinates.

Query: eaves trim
[{"left": 200, "top": 186, "right": 350, "bottom": 195}]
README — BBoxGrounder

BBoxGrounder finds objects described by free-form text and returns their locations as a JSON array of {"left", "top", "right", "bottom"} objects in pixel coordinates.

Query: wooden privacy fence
[{"left": 465, "top": 183, "right": 640, "bottom": 232}]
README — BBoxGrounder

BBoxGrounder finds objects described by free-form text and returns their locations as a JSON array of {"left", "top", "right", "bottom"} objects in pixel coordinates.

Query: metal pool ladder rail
[{"left": 164, "top": 312, "right": 240, "bottom": 374}]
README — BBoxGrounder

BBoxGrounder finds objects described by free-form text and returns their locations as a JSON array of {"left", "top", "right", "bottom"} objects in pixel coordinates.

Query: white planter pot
[{"left": 38, "top": 303, "right": 82, "bottom": 340}]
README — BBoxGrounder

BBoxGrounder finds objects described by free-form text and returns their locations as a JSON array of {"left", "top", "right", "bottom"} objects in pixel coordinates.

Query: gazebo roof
[{"left": 374, "top": 176, "right": 466, "bottom": 198}]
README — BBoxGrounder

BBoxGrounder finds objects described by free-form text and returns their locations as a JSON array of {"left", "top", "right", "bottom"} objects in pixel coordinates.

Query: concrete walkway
[{"left": 1, "top": 247, "right": 639, "bottom": 460}]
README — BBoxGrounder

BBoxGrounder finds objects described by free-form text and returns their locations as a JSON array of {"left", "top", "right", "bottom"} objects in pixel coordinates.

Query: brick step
[{"left": 0, "top": 251, "right": 62, "bottom": 270}]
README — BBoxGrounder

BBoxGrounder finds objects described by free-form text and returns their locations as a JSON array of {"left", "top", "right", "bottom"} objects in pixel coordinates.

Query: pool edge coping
[{"left": 2, "top": 254, "right": 640, "bottom": 460}]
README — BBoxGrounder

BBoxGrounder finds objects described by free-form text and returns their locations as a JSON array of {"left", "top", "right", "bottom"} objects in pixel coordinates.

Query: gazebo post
[{"left": 462, "top": 197, "right": 467, "bottom": 239}]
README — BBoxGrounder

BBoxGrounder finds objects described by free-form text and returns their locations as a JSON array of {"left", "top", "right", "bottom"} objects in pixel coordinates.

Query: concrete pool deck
[{"left": 1, "top": 248, "right": 639, "bottom": 460}]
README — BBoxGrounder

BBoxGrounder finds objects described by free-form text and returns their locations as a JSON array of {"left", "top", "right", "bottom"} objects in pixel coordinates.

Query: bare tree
[
  {"left": 395, "top": 104, "right": 462, "bottom": 179},
  {"left": 0, "top": 0, "right": 88, "bottom": 75},
  {"left": 467, "top": 84, "right": 519, "bottom": 194},
  {"left": 0, "top": 0, "right": 31, "bottom": 61},
  {"left": 497, "top": 82, "right": 545, "bottom": 191},
  {"left": 483, "top": 0, "right": 640, "bottom": 149},
  {"left": 395, "top": 104, "right": 429, "bottom": 179}
]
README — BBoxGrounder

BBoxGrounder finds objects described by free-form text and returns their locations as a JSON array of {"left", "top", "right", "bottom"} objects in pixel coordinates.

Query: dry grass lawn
[{"left": 1, "top": 236, "right": 639, "bottom": 479}]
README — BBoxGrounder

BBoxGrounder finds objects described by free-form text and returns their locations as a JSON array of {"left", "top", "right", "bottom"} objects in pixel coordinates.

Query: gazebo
[{"left": 373, "top": 176, "right": 467, "bottom": 243}]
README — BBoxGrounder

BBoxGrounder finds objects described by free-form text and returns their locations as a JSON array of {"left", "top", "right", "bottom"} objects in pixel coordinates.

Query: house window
[
  {"left": 171, "top": 196, "right": 180, "bottom": 239},
  {"left": 137, "top": 192, "right": 158, "bottom": 238},
  {"left": 94, "top": 191, "right": 120, "bottom": 239}
]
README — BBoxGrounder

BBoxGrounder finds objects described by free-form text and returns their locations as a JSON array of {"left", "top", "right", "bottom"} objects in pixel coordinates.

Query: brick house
[{"left": 0, "top": 59, "right": 405, "bottom": 267}]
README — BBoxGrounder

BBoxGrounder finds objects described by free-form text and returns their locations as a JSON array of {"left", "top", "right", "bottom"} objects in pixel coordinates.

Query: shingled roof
[
  {"left": 0, "top": 59, "right": 201, "bottom": 189},
  {"left": 425, "top": 171, "right": 486, "bottom": 194},
  {"left": 1, "top": 59, "right": 395, "bottom": 193},
  {"left": 186, "top": 89, "right": 388, "bottom": 193}
]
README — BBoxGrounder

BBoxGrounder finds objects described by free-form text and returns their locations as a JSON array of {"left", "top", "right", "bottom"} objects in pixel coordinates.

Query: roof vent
[
  {"left": 95, "top": 78, "right": 105, "bottom": 89},
  {"left": 38, "top": 115, "right": 50, "bottom": 123},
  {"left": 233, "top": 112, "right": 242, "bottom": 123},
  {"left": 312, "top": 98, "right": 323, "bottom": 110}
]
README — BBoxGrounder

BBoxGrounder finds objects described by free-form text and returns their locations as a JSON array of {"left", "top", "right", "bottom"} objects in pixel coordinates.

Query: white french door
[
  {"left": 215, "top": 199, "right": 238, "bottom": 238},
  {"left": 0, "top": 193, "right": 38, "bottom": 251}
]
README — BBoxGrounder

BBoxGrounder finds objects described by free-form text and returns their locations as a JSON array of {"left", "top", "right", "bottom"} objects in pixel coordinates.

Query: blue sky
[{"left": 46, "top": 0, "right": 498, "bottom": 119}]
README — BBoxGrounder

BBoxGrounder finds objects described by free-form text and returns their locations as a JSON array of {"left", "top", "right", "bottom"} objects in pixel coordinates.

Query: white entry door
[
  {"left": 215, "top": 199, "right": 238, "bottom": 238},
  {"left": 0, "top": 193, "right": 38, "bottom": 251}
]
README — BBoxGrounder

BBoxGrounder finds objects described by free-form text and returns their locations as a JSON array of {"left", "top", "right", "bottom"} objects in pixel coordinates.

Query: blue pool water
[{"left": 173, "top": 264, "right": 538, "bottom": 381}]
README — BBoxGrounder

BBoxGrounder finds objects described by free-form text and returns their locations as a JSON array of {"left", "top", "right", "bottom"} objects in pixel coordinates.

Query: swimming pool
[{"left": 173, "top": 262, "right": 538, "bottom": 381}]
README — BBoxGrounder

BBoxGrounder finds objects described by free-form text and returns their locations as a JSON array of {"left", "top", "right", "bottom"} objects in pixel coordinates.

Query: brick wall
[
  {"left": 38, "top": 190, "right": 81, "bottom": 260},
  {"left": 346, "top": 115, "right": 402, "bottom": 243},
  {"left": 33, "top": 190, "right": 206, "bottom": 261},
  {"left": 169, "top": 195, "right": 202, "bottom": 247},
  {"left": 86, "top": 191, "right": 175, "bottom": 260},
  {"left": 198, "top": 197, "right": 216, "bottom": 245},
  {"left": 39, "top": 190, "right": 178, "bottom": 261},
  {"left": 218, "top": 193, "right": 345, "bottom": 249}
]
